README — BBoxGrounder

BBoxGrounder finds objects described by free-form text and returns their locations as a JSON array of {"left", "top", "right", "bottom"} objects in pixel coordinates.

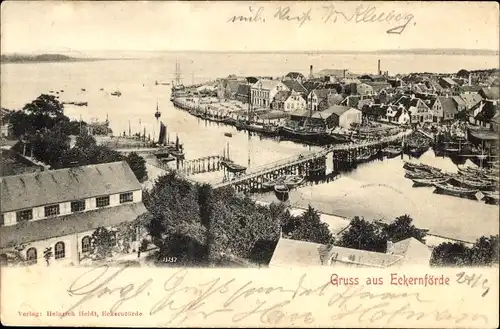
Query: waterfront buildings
[
  {"left": 0, "top": 161, "right": 147, "bottom": 267},
  {"left": 250, "top": 79, "right": 289, "bottom": 109},
  {"left": 269, "top": 237, "right": 432, "bottom": 268}
]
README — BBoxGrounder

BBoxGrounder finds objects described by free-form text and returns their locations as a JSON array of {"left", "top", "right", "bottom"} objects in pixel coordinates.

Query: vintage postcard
[{"left": 0, "top": 0, "right": 499, "bottom": 327}]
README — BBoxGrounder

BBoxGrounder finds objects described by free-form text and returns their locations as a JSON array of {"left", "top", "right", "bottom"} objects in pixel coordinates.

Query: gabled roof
[
  {"left": 451, "top": 96, "right": 466, "bottom": 107},
  {"left": 460, "top": 93, "right": 483, "bottom": 109},
  {"left": 341, "top": 95, "right": 361, "bottom": 108},
  {"left": 437, "top": 96, "right": 459, "bottom": 115},
  {"left": 325, "top": 245, "right": 402, "bottom": 268},
  {"left": 282, "top": 79, "right": 307, "bottom": 94},
  {"left": 0, "top": 161, "right": 141, "bottom": 213},
  {"left": 253, "top": 79, "right": 287, "bottom": 91},
  {"left": 460, "top": 85, "right": 482, "bottom": 93},
  {"left": 480, "top": 87, "right": 500, "bottom": 100},
  {"left": 321, "top": 105, "right": 352, "bottom": 117},
  {"left": 474, "top": 100, "right": 499, "bottom": 123},
  {"left": 273, "top": 90, "right": 291, "bottom": 102},
  {"left": 0, "top": 203, "right": 147, "bottom": 249},
  {"left": 440, "top": 77, "right": 457, "bottom": 86},
  {"left": 311, "top": 88, "right": 333, "bottom": 100},
  {"left": 364, "top": 82, "right": 392, "bottom": 93},
  {"left": 269, "top": 238, "right": 329, "bottom": 267}
]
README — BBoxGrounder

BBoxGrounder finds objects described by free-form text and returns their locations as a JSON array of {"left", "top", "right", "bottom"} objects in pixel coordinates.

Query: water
[{"left": 1, "top": 52, "right": 498, "bottom": 241}]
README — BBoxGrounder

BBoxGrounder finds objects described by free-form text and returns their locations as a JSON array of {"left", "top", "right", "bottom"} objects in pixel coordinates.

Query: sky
[{"left": 1, "top": 1, "right": 499, "bottom": 54}]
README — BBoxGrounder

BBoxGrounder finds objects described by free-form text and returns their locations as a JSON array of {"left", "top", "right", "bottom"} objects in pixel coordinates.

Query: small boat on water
[
  {"left": 274, "top": 184, "right": 290, "bottom": 201},
  {"left": 224, "top": 132, "right": 233, "bottom": 138},
  {"left": 433, "top": 183, "right": 479, "bottom": 199},
  {"left": 356, "top": 151, "right": 372, "bottom": 162},
  {"left": 283, "top": 175, "right": 305, "bottom": 189},
  {"left": 81, "top": 88, "right": 86, "bottom": 91},
  {"left": 411, "top": 177, "right": 449, "bottom": 187},
  {"left": 100, "top": 88, "right": 104, "bottom": 91},
  {"left": 111, "top": 91, "right": 122, "bottom": 97},
  {"left": 262, "top": 176, "right": 286, "bottom": 189},
  {"left": 383, "top": 146, "right": 402, "bottom": 157},
  {"left": 220, "top": 160, "right": 247, "bottom": 172},
  {"left": 408, "top": 146, "right": 429, "bottom": 157}
]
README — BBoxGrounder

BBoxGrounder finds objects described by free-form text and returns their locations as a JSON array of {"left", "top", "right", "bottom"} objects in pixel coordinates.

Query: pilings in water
[
  {"left": 226, "top": 156, "right": 328, "bottom": 195},
  {"left": 178, "top": 155, "right": 228, "bottom": 176}
]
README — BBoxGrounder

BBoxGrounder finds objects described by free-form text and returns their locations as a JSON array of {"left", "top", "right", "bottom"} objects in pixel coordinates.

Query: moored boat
[
  {"left": 383, "top": 146, "right": 402, "bottom": 157},
  {"left": 111, "top": 91, "right": 122, "bottom": 97},
  {"left": 433, "top": 183, "right": 479, "bottom": 199},
  {"left": 356, "top": 150, "right": 372, "bottom": 162},
  {"left": 274, "top": 184, "right": 290, "bottom": 201},
  {"left": 262, "top": 176, "right": 286, "bottom": 189},
  {"left": 411, "top": 177, "right": 449, "bottom": 187},
  {"left": 169, "top": 149, "right": 185, "bottom": 159},
  {"left": 283, "top": 175, "right": 305, "bottom": 189},
  {"left": 450, "top": 177, "right": 496, "bottom": 190},
  {"left": 224, "top": 132, "right": 233, "bottom": 137}
]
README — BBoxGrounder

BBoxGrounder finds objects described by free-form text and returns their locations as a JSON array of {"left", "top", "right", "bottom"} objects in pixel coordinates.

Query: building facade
[
  {"left": 0, "top": 161, "right": 147, "bottom": 267},
  {"left": 251, "top": 79, "right": 289, "bottom": 109}
]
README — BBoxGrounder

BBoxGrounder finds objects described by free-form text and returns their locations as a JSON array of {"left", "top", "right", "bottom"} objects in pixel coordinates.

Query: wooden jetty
[{"left": 210, "top": 130, "right": 412, "bottom": 193}]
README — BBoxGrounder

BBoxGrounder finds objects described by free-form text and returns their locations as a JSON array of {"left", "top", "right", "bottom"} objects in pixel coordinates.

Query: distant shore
[{"left": 0, "top": 53, "right": 136, "bottom": 64}]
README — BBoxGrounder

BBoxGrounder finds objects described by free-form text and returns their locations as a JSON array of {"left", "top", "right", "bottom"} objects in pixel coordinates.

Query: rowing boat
[
  {"left": 284, "top": 175, "right": 305, "bottom": 189},
  {"left": 433, "top": 183, "right": 478, "bottom": 199},
  {"left": 411, "top": 177, "right": 449, "bottom": 187}
]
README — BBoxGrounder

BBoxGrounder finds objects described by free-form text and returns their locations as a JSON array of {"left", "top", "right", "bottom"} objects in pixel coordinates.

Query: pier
[
  {"left": 211, "top": 130, "right": 412, "bottom": 192},
  {"left": 178, "top": 155, "right": 229, "bottom": 176}
]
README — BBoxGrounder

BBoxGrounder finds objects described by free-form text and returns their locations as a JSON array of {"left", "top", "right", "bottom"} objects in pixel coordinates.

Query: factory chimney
[
  {"left": 378, "top": 59, "right": 381, "bottom": 75},
  {"left": 468, "top": 74, "right": 472, "bottom": 86},
  {"left": 309, "top": 65, "right": 313, "bottom": 79}
]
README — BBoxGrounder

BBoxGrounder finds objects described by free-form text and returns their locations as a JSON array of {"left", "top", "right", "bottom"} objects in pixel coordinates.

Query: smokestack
[
  {"left": 469, "top": 74, "right": 472, "bottom": 86},
  {"left": 378, "top": 59, "right": 381, "bottom": 75},
  {"left": 309, "top": 65, "right": 313, "bottom": 79}
]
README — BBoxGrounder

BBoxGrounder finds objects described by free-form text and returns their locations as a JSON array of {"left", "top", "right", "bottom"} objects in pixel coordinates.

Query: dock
[{"left": 211, "top": 130, "right": 412, "bottom": 192}]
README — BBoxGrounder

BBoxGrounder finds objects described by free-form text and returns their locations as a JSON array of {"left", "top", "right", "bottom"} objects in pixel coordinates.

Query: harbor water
[{"left": 1, "top": 53, "right": 499, "bottom": 242}]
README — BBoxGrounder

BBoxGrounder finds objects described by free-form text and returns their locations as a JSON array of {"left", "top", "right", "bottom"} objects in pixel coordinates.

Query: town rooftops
[
  {"left": 460, "top": 93, "right": 483, "bottom": 109},
  {"left": 441, "top": 77, "right": 458, "bottom": 86},
  {"left": 269, "top": 238, "right": 329, "bottom": 267},
  {"left": 321, "top": 105, "right": 351, "bottom": 117},
  {"left": 364, "top": 82, "right": 392, "bottom": 93},
  {"left": 480, "top": 87, "right": 500, "bottom": 100},
  {"left": 252, "top": 79, "right": 286, "bottom": 90},
  {"left": 236, "top": 84, "right": 250, "bottom": 97},
  {"left": 284, "top": 72, "right": 305, "bottom": 80},
  {"left": 460, "top": 85, "right": 483, "bottom": 93},
  {"left": 281, "top": 79, "right": 307, "bottom": 94},
  {"left": 0, "top": 202, "right": 147, "bottom": 249},
  {"left": 0, "top": 161, "right": 141, "bottom": 213},
  {"left": 269, "top": 237, "right": 430, "bottom": 268},
  {"left": 437, "top": 96, "right": 459, "bottom": 115},
  {"left": 273, "top": 90, "right": 291, "bottom": 102}
]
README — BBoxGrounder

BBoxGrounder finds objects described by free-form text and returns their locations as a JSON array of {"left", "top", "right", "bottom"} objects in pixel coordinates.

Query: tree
[
  {"left": 126, "top": 152, "right": 148, "bottom": 182},
  {"left": 457, "top": 69, "right": 470, "bottom": 78},
  {"left": 336, "top": 216, "right": 386, "bottom": 253},
  {"left": 381, "top": 214, "right": 427, "bottom": 244},
  {"left": 430, "top": 242, "right": 471, "bottom": 267},
  {"left": 75, "top": 131, "right": 97, "bottom": 150},
  {"left": 286, "top": 205, "right": 334, "bottom": 245},
  {"left": 469, "top": 235, "right": 499, "bottom": 266},
  {"left": 90, "top": 227, "right": 116, "bottom": 260},
  {"left": 145, "top": 173, "right": 207, "bottom": 265},
  {"left": 30, "top": 127, "right": 71, "bottom": 168}
]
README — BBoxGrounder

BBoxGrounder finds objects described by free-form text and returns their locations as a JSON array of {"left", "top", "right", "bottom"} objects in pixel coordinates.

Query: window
[
  {"left": 0, "top": 214, "right": 3, "bottom": 226},
  {"left": 119, "top": 192, "right": 133, "bottom": 204},
  {"left": 96, "top": 196, "right": 110, "bottom": 208},
  {"left": 71, "top": 200, "right": 86, "bottom": 213},
  {"left": 54, "top": 242, "right": 65, "bottom": 259},
  {"left": 26, "top": 247, "right": 37, "bottom": 265},
  {"left": 44, "top": 204, "right": 60, "bottom": 217},
  {"left": 81, "top": 236, "right": 91, "bottom": 254},
  {"left": 16, "top": 209, "right": 33, "bottom": 222}
]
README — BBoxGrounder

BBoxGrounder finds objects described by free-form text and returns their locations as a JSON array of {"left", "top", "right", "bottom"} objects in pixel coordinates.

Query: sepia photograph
[{"left": 0, "top": 1, "right": 499, "bottom": 327}]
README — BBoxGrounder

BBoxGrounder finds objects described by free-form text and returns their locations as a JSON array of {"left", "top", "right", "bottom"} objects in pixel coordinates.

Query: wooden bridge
[{"left": 210, "top": 130, "right": 413, "bottom": 192}]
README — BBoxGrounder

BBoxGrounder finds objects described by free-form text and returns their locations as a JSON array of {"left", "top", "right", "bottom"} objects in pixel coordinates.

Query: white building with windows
[
  {"left": 0, "top": 161, "right": 147, "bottom": 267},
  {"left": 250, "top": 79, "right": 289, "bottom": 109}
]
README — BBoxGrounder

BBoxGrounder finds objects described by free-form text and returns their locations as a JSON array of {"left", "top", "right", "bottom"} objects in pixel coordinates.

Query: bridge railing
[{"left": 211, "top": 129, "right": 413, "bottom": 188}]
